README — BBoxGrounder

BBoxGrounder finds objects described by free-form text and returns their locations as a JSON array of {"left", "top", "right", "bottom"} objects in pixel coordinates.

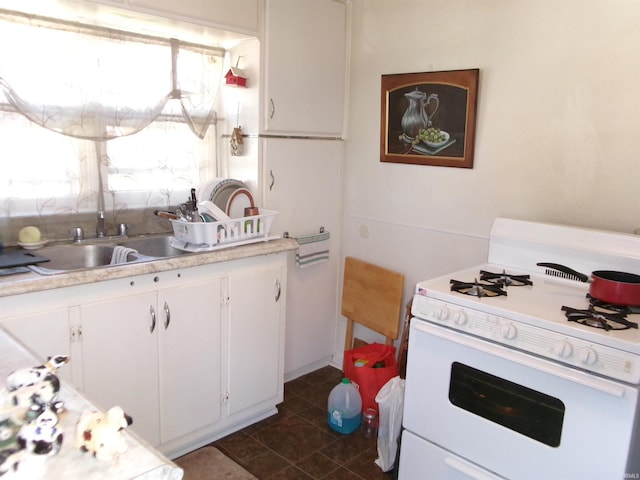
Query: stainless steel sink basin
[
  {"left": 27, "top": 235, "right": 189, "bottom": 275},
  {"left": 32, "top": 244, "right": 125, "bottom": 272},
  {"left": 119, "top": 235, "right": 189, "bottom": 258}
]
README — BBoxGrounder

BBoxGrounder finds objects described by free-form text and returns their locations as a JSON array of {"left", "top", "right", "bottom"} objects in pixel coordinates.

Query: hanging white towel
[
  {"left": 295, "top": 231, "right": 330, "bottom": 268},
  {"left": 110, "top": 246, "right": 138, "bottom": 265}
]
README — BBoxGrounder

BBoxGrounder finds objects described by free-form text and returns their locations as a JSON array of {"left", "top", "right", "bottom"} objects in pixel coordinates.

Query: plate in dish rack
[{"left": 208, "top": 179, "right": 247, "bottom": 209}]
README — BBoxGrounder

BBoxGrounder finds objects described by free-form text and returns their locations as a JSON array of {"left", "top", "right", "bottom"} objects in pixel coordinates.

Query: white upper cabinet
[
  {"left": 262, "top": 0, "right": 349, "bottom": 136},
  {"left": 85, "top": 0, "right": 260, "bottom": 34}
]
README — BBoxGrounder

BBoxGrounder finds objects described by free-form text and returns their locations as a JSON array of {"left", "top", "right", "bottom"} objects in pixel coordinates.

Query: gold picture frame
[{"left": 380, "top": 69, "right": 479, "bottom": 168}]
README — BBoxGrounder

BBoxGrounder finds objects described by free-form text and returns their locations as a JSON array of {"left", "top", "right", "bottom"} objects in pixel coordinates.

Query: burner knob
[
  {"left": 501, "top": 323, "right": 517, "bottom": 340},
  {"left": 436, "top": 307, "right": 450, "bottom": 321},
  {"left": 580, "top": 347, "right": 598, "bottom": 366},
  {"left": 452, "top": 310, "right": 467, "bottom": 326},
  {"left": 553, "top": 340, "right": 573, "bottom": 358}
]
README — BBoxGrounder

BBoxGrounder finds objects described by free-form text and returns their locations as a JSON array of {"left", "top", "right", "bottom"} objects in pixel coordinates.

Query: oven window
[{"left": 449, "top": 362, "right": 565, "bottom": 447}]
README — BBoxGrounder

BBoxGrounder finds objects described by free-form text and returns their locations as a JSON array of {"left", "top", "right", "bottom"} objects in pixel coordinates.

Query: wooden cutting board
[
  {"left": 0, "top": 250, "right": 50, "bottom": 269},
  {"left": 341, "top": 256, "right": 404, "bottom": 349}
]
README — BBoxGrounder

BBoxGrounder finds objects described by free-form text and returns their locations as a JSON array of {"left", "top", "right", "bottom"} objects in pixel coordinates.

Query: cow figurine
[
  {"left": 0, "top": 449, "right": 28, "bottom": 477},
  {"left": 7, "top": 373, "right": 60, "bottom": 413},
  {"left": 17, "top": 401, "right": 64, "bottom": 456},
  {"left": 75, "top": 406, "right": 133, "bottom": 461},
  {"left": 5, "top": 355, "right": 69, "bottom": 392}
]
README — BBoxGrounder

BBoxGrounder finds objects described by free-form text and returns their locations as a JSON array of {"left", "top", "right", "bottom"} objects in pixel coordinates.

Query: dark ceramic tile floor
[{"left": 211, "top": 365, "right": 394, "bottom": 479}]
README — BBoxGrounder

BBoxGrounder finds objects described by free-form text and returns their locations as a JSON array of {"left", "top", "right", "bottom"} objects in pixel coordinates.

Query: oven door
[{"left": 402, "top": 320, "right": 640, "bottom": 480}]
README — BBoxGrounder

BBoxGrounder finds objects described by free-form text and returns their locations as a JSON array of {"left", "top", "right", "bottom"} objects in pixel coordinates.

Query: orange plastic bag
[{"left": 343, "top": 343, "right": 399, "bottom": 412}]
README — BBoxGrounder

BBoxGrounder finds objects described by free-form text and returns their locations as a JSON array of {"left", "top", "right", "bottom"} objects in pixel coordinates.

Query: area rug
[{"left": 175, "top": 446, "right": 258, "bottom": 480}]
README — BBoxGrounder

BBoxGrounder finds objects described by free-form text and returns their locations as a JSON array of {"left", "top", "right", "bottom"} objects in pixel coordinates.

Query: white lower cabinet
[
  {"left": 0, "top": 252, "right": 287, "bottom": 456},
  {"left": 1, "top": 308, "right": 77, "bottom": 386},
  {"left": 226, "top": 266, "right": 283, "bottom": 416},
  {"left": 80, "top": 291, "right": 163, "bottom": 445},
  {"left": 79, "top": 277, "right": 224, "bottom": 447},
  {"left": 157, "top": 282, "right": 222, "bottom": 444}
]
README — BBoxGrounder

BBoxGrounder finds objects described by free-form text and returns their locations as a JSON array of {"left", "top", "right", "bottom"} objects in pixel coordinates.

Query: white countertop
[
  {"left": 0, "top": 238, "right": 298, "bottom": 298},
  {"left": 0, "top": 328, "right": 183, "bottom": 479}
]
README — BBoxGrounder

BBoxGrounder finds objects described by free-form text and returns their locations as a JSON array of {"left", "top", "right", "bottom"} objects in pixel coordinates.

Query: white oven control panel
[{"left": 411, "top": 294, "right": 640, "bottom": 384}]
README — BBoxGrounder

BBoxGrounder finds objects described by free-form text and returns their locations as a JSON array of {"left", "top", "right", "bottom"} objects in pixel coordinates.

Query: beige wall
[{"left": 338, "top": 0, "right": 640, "bottom": 344}]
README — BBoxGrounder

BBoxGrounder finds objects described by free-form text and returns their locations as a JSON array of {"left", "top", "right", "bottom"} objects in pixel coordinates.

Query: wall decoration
[{"left": 380, "top": 69, "right": 479, "bottom": 168}]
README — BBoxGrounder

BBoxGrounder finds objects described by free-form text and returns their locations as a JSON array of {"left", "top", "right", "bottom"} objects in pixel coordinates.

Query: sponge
[{"left": 18, "top": 226, "right": 41, "bottom": 243}]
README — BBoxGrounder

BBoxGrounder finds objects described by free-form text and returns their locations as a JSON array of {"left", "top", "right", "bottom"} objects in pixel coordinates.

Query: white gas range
[{"left": 399, "top": 218, "right": 640, "bottom": 480}]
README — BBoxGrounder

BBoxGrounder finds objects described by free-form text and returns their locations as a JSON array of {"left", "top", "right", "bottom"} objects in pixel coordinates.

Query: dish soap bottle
[{"left": 327, "top": 378, "right": 362, "bottom": 434}]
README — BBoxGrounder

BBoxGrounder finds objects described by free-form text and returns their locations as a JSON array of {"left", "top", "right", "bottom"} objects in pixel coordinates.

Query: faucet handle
[
  {"left": 69, "top": 227, "right": 84, "bottom": 243},
  {"left": 96, "top": 210, "right": 107, "bottom": 237}
]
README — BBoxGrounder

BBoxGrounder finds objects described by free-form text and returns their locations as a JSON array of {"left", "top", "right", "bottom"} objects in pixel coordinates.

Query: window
[
  {"left": 449, "top": 362, "right": 565, "bottom": 447},
  {"left": 0, "top": 9, "right": 224, "bottom": 218}
]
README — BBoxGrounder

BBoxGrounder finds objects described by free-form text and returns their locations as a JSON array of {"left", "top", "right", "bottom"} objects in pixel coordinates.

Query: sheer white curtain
[{"left": 0, "top": 8, "right": 224, "bottom": 220}]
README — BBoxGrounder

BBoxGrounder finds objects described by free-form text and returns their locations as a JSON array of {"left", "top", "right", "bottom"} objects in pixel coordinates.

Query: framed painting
[{"left": 380, "top": 69, "right": 479, "bottom": 168}]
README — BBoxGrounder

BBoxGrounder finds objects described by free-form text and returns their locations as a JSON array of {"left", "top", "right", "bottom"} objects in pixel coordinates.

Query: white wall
[
  {"left": 337, "top": 0, "right": 640, "bottom": 348},
  {"left": 220, "top": 38, "right": 261, "bottom": 193}
]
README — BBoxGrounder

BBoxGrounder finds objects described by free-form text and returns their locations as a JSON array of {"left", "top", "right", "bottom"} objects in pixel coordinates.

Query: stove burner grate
[
  {"left": 450, "top": 279, "right": 507, "bottom": 298},
  {"left": 562, "top": 305, "right": 638, "bottom": 331},
  {"left": 587, "top": 294, "right": 640, "bottom": 316},
  {"left": 480, "top": 269, "right": 533, "bottom": 287}
]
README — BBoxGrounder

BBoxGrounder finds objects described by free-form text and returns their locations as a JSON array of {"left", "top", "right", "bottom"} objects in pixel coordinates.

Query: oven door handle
[
  {"left": 412, "top": 321, "right": 627, "bottom": 398},
  {"left": 444, "top": 456, "right": 504, "bottom": 480}
]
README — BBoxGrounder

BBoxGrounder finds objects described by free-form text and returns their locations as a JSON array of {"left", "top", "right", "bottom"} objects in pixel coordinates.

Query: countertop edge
[{"left": 0, "top": 238, "right": 298, "bottom": 298}]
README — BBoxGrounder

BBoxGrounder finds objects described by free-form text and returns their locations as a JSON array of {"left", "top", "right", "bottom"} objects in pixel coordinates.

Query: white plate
[
  {"left": 226, "top": 188, "right": 255, "bottom": 218},
  {"left": 424, "top": 130, "right": 450, "bottom": 148},
  {"left": 210, "top": 179, "right": 248, "bottom": 209},
  {"left": 198, "top": 200, "right": 231, "bottom": 222},
  {"left": 18, "top": 239, "right": 49, "bottom": 250}
]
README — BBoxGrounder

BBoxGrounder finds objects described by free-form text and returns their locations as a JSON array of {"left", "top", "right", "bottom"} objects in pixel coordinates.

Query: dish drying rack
[{"left": 170, "top": 209, "right": 279, "bottom": 252}]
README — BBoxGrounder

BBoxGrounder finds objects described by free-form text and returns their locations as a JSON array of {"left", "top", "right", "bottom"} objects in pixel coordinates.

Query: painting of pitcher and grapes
[{"left": 380, "top": 69, "right": 479, "bottom": 168}]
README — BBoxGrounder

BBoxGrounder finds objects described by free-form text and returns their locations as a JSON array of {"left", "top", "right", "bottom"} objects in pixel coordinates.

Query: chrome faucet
[
  {"left": 69, "top": 227, "right": 85, "bottom": 243},
  {"left": 96, "top": 210, "right": 107, "bottom": 238}
]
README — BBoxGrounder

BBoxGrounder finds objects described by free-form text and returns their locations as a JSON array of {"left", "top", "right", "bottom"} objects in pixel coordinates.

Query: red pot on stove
[
  {"left": 591, "top": 270, "right": 640, "bottom": 307},
  {"left": 538, "top": 263, "right": 640, "bottom": 306}
]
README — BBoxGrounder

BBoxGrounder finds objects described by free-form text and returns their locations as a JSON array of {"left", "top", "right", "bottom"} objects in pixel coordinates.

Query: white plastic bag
[{"left": 374, "top": 376, "right": 405, "bottom": 472}]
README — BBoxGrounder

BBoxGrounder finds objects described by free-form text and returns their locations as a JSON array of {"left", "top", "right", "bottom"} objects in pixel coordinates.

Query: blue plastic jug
[{"left": 327, "top": 378, "right": 362, "bottom": 434}]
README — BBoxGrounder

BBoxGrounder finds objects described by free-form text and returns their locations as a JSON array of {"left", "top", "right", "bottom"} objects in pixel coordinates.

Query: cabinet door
[
  {"left": 263, "top": 138, "right": 342, "bottom": 374},
  {"left": 157, "top": 278, "right": 222, "bottom": 443},
  {"left": 1, "top": 308, "right": 75, "bottom": 386},
  {"left": 80, "top": 292, "right": 161, "bottom": 446},
  {"left": 227, "top": 265, "right": 284, "bottom": 415},
  {"left": 263, "top": 0, "right": 348, "bottom": 136}
]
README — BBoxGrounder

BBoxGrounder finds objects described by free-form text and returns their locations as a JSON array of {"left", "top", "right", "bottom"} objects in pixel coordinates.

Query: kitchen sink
[
  {"left": 27, "top": 235, "right": 189, "bottom": 274},
  {"left": 118, "top": 235, "right": 189, "bottom": 258},
  {"left": 31, "top": 244, "right": 129, "bottom": 273}
]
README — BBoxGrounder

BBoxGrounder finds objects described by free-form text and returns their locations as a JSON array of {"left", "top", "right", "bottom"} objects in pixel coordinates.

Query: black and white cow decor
[
  {"left": 5, "top": 355, "right": 69, "bottom": 392},
  {"left": 17, "top": 401, "right": 64, "bottom": 456}
]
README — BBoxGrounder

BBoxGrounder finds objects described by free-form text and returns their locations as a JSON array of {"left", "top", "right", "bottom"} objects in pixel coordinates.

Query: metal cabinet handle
[
  {"left": 149, "top": 305, "right": 156, "bottom": 333},
  {"left": 269, "top": 169, "right": 275, "bottom": 191},
  {"left": 164, "top": 301, "right": 171, "bottom": 330},
  {"left": 275, "top": 279, "right": 281, "bottom": 302},
  {"left": 444, "top": 456, "right": 503, "bottom": 480},
  {"left": 269, "top": 98, "right": 275, "bottom": 119}
]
